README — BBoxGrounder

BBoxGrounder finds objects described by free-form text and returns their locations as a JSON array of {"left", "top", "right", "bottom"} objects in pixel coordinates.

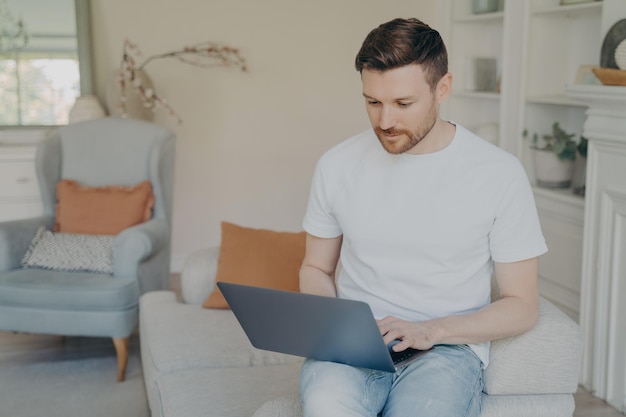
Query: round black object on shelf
[{"left": 600, "top": 18, "right": 626, "bottom": 69}]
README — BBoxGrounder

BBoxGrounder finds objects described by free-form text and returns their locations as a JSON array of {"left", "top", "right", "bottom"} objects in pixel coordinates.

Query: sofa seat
[
  {"left": 140, "top": 291, "right": 303, "bottom": 417},
  {"left": 139, "top": 247, "right": 583, "bottom": 417},
  {"left": 156, "top": 364, "right": 301, "bottom": 417},
  {"left": 0, "top": 268, "right": 139, "bottom": 311},
  {"left": 251, "top": 298, "right": 580, "bottom": 417},
  {"left": 0, "top": 268, "right": 139, "bottom": 338},
  {"left": 251, "top": 391, "right": 577, "bottom": 417}
]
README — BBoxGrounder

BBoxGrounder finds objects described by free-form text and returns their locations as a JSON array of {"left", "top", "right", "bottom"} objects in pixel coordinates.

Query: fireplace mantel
[{"left": 567, "top": 84, "right": 626, "bottom": 413}]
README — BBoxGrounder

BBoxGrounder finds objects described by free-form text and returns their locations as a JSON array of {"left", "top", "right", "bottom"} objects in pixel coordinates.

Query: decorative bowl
[{"left": 592, "top": 67, "right": 626, "bottom": 86}]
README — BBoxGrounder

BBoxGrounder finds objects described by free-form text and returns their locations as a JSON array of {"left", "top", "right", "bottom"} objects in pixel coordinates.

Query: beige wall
[{"left": 90, "top": 0, "right": 437, "bottom": 271}]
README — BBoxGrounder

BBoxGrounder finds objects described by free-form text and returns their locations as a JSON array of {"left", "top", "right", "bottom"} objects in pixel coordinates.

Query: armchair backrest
[{"left": 36, "top": 117, "right": 176, "bottom": 224}]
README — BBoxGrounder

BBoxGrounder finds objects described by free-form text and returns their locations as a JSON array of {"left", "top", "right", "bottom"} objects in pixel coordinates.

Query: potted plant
[{"left": 523, "top": 122, "right": 577, "bottom": 189}]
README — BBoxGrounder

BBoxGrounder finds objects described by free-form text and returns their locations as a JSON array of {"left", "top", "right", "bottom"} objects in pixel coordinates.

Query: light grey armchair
[{"left": 0, "top": 117, "right": 175, "bottom": 381}]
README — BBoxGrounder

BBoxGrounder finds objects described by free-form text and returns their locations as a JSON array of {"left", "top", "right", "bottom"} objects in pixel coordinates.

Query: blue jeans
[{"left": 300, "top": 344, "right": 483, "bottom": 417}]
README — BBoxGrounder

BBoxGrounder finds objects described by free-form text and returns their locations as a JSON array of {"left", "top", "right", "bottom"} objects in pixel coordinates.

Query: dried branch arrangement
[{"left": 113, "top": 38, "right": 248, "bottom": 123}]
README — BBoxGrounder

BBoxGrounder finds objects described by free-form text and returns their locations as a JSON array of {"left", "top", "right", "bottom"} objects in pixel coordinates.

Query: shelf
[
  {"left": 526, "top": 94, "right": 589, "bottom": 107},
  {"left": 532, "top": 185, "right": 585, "bottom": 209},
  {"left": 452, "top": 91, "right": 501, "bottom": 100},
  {"left": 0, "top": 128, "right": 49, "bottom": 145},
  {"left": 565, "top": 84, "right": 626, "bottom": 108},
  {"left": 0, "top": 145, "right": 37, "bottom": 161},
  {"left": 454, "top": 11, "right": 504, "bottom": 23},
  {"left": 531, "top": 1, "right": 602, "bottom": 17}
]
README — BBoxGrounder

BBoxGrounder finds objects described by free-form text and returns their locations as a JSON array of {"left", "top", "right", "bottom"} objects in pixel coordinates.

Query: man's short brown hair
[{"left": 355, "top": 18, "right": 448, "bottom": 91}]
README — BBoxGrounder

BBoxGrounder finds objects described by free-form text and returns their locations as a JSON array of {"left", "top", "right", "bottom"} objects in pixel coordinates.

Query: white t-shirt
[{"left": 303, "top": 124, "right": 548, "bottom": 367}]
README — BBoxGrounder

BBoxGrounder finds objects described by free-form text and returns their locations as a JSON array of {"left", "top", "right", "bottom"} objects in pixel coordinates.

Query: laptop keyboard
[{"left": 390, "top": 348, "right": 422, "bottom": 365}]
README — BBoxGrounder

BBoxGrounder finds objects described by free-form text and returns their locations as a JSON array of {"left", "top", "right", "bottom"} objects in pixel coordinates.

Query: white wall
[{"left": 90, "top": 0, "right": 437, "bottom": 271}]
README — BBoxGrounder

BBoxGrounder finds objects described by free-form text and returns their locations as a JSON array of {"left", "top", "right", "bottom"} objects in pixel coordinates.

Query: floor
[{"left": 573, "top": 387, "right": 624, "bottom": 417}]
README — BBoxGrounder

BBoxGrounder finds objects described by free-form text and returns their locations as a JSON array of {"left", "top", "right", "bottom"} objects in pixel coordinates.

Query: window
[
  {"left": 0, "top": 0, "right": 84, "bottom": 127},
  {"left": 0, "top": 55, "right": 79, "bottom": 125}
]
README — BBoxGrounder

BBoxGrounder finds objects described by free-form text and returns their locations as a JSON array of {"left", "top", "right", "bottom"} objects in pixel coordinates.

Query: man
[{"left": 299, "top": 18, "right": 547, "bottom": 417}]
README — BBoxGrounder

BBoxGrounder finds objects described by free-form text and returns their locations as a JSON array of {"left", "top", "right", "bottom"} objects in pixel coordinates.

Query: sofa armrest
[
  {"left": 113, "top": 219, "right": 169, "bottom": 277},
  {"left": 0, "top": 216, "right": 52, "bottom": 272},
  {"left": 181, "top": 247, "right": 220, "bottom": 305},
  {"left": 483, "top": 297, "right": 582, "bottom": 395}
]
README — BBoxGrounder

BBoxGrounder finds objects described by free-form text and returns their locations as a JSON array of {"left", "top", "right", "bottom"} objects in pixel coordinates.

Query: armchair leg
[{"left": 113, "top": 337, "right": 129, "bottom": 382}]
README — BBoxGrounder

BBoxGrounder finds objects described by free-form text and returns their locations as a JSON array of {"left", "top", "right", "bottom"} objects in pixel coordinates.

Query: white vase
[
  {"left": 68, "top": 95, "right": 106, "bottom": 124},
  {"left": 472, "top": 0, "right": 499, "bottom": 14},
  {"left": 474, "top": 123, "right": 499, "bottom": 145},
  {"left": 532, "top": 149, "right": 575, "bottom": 189},
  {"left": 105, "top": 69, "right": 155, "bottom": 122}
]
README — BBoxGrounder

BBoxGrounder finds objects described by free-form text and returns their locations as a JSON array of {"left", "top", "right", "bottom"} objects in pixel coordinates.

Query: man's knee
[{"left": 300, "top": 359, "right": 388, "bottom": 417}]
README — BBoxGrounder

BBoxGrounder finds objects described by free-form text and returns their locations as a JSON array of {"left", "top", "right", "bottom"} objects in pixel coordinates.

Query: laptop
[{"left": 217, "top": 282, "right": 430, "bottom": 372}]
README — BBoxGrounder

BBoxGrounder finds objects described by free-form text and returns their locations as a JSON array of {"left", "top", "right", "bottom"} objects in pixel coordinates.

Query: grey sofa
[{"left": 140, "top": 247, "right": 582, "bottom": 417}]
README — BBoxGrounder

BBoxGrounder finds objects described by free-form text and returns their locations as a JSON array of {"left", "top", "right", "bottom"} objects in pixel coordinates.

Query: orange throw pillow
[
  {"left": 55, "top": 179, "right": 154, "bottom": 235},
  {"left": 203, "top": 221, "right": 306, "bottom": 309}
]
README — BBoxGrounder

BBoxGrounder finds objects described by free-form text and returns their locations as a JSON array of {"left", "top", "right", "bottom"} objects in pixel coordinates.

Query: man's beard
[
  {"left": 374, "top": 110, "right": 437, "bottom": 155},
  {"left": 374, "top": 120, "right": 436, "bottom": 155}
]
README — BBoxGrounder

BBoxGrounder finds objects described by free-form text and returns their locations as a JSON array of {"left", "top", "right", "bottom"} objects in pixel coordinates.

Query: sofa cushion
[
  {"left": 21, "top": 226, "right": 114, "bottom": 274},
  {"left": 481, "top": 392, "right": 575, "bottom": 417},
  {"left": 155, "top": 363, "right": 301, "bottom": 417},
  {"left": 140, "top": 291, "right": 301, "bottom": 377},
  {"left": 483, "top": 297, "right": 581, "bottom": 395},
  {"left": 0, "top": 268, "right": 138, "bottom": 311},
  {"left": 250, "top": 392, "right": 576, "bottom": 417},
  {"left": 140, "top": 291, "right": 302, "bottom": 417},
  {"left": 55, "top": 179, "right": 154, "bottom": 235},
  {"left": 203, "top": 222, "right": 306, "bottom": 309}
]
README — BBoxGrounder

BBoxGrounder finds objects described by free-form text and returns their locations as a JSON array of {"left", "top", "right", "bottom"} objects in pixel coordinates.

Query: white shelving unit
[
  {"left": 444, "top": 3, "right": 505, "bottom": 142},
  {"left": 521, "top": 0, "right": 602, "bottom": 321},
  {"left": 440, "top": 0, "right": 612, "bottom": 322},
  {"left": 521, "top": 0, "right": 602, "bottom": 180}
]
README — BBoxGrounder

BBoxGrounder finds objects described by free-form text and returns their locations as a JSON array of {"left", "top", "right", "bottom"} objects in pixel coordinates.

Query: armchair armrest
[
  {"left": 181, "top": 247, "right": 220, "bottom": 305},
  {"left": 0, "top": 216, "right": 52, "bottom": 272},
  {"left": 483, "top": 297, "right": 582, "bottom": 395},
  {"left": 113, "top": 219, "right": 169, "bottom": 277}
]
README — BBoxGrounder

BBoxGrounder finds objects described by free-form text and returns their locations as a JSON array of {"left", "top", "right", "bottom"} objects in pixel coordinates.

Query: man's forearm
[
  {"left": 434, "top": 257, "right": 541, "bottom": 345},
  {"left": 380, "top": 258, "right": 540, "bottom": 351},
  {"left": 433, "top": 294, "right": 539, "bottom": 345},
  {"left": 380, "top": 295, "right": 538, "bottom": 351}
]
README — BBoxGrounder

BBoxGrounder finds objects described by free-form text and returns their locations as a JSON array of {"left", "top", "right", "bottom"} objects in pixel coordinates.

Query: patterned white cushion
[{"left": 21, "top": 226, "right": 114, "bottom": 274}]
